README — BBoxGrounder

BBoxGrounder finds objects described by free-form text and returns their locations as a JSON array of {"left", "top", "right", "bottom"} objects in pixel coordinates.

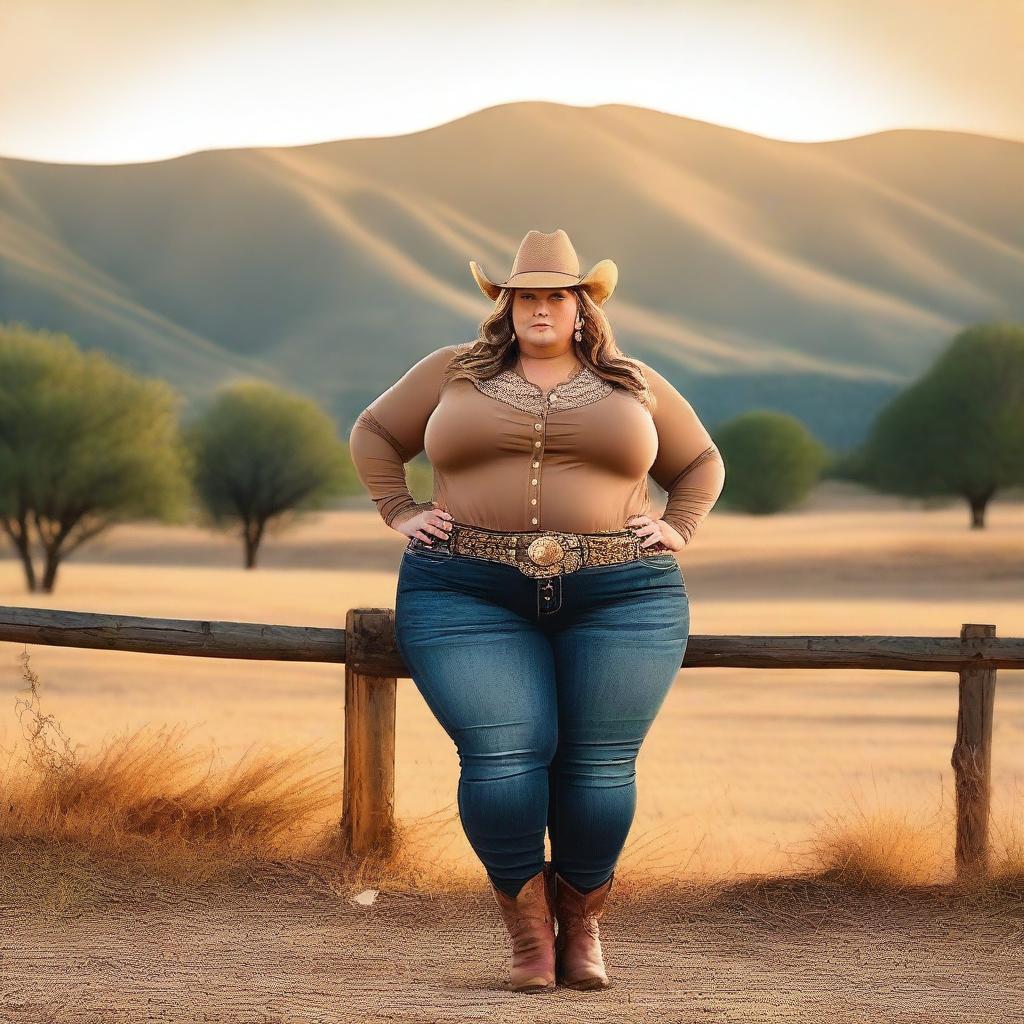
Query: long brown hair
[{"left": 441, "top": 287, "right": 656, "bottom": 412}]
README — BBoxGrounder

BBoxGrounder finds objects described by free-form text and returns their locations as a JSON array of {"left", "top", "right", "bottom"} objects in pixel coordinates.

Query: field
[{"left": 1, "top": 481, "right": 1023, "bottom": 1021}]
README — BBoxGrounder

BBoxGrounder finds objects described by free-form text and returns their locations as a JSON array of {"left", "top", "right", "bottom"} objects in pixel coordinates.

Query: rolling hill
[{"left": 1, "top": 101, "right": 1021, "bottom": 449}]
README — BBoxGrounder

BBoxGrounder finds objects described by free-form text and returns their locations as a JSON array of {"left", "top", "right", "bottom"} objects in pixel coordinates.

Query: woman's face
[{"left": 511, "top": 287, "right": 579, "bottom": 352}]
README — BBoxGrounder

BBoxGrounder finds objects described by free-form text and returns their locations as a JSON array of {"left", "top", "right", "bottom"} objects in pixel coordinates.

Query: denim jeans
[{"left": 394, "top": 532, "right": 690, "bottom": 898}]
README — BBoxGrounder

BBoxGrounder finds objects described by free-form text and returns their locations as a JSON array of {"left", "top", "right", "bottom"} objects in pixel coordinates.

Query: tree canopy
[
  {"left": 186, "top": 381, "right": 352, "bottom": 567},
  {"left": 715, "top": 410, "right": 830, "bottom": 514},
  {"left": 0, "top": 323, "right": 192, "bottom": 592},
  {"left": 854, "top": 321, "right": 1024, "bottom": 526}
]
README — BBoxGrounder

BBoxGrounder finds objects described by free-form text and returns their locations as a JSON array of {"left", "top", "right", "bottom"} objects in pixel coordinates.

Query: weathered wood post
[
  {"left": 951, "top": 622, "right": 997, "bottom": 880},
  {"left": 341, "top": 607, "right": 400, "bottom": 857}
]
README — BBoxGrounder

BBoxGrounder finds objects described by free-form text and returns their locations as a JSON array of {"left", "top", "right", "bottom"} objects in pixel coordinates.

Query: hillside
[{"left": 2, "top": 102, "right": 1021, "bottom": 447}]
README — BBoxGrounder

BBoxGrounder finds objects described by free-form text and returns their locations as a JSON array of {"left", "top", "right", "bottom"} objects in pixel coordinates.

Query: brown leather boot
[
  {"left": 488, "top": 865, "right": 556, "bottom": 992},
  {"left": 552, "top": 870, "right": 613, "bottom": 990}
]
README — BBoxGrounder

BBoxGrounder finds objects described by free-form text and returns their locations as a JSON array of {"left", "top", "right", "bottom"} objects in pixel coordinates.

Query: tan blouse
[{"left": 349, "top": 342, "right": 726, "bottom": 543}]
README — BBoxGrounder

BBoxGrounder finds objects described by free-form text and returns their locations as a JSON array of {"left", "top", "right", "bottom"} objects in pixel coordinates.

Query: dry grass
[
  {"left": 3, "top": 646, "right": 1024, "bottom": 926},
  {"left": 1, "top": 649, "right": 343, "bottom": 892}
]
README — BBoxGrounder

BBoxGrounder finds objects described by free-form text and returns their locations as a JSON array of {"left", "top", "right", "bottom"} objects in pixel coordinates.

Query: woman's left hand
[{"left": 624, "top": 514, "right": 685, "bottom": 553}]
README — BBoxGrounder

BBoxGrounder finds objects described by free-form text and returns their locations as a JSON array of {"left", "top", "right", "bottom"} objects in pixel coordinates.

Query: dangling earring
[{"left": 574, "top": 314, "right": 584, "bottom": 344}]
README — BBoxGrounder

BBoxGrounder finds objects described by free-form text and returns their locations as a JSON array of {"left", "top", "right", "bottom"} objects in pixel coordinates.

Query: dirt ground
[{"left": 3, "top": 864, "right": 1024, "bottom": 1024}]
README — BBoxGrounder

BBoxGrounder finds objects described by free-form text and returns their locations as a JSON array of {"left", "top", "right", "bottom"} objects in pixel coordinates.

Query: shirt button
[
  {"left": 534, "top": 440, "right": 541, "bottom": 447},
  {"left": 534, "top": 423, "right": 542, "bottom": 430},
  {"left": 532, "top": 461, "right": 539, "bottom": 468},
  {"left": 532, "top": 517, "right": 538, "bottom": 525},
  {"left": 531, "top": 498, "right": 537, "bottom": 505},
  {"left": 531, "top": 478, "right": 538, "bottom": 485}
]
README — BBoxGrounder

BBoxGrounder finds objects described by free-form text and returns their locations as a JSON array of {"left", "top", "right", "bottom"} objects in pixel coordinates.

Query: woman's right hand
[{"left": 395, "top": 504, "right": 454, "bottom": 545}]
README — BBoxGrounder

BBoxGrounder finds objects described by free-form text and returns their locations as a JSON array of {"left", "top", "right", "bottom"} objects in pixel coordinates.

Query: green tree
[
  {"left": 186, "top": 381, "right": 351, "bottom": 568},
  {"left": 0, "top": 323, "right": 192, "bottom": 592},
  {"left": 716, "top": 410, "right": 830, "bottom": 514},
  {"left": 853, "top": 322, "right": 1024, "bottom": 527}
]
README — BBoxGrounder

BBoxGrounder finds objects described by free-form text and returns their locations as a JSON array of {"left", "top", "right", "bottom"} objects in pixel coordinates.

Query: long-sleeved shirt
[{"left": 348, "top": 342, "right": 725, "bottom": 543}]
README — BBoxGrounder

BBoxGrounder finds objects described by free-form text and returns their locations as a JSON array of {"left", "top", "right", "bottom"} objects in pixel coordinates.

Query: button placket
[
  {"left": 528, "top": 389, "right": 558, "bottom": 529},
  {"left": 530, "top": 411, "right": 545, "bottom": 526}
]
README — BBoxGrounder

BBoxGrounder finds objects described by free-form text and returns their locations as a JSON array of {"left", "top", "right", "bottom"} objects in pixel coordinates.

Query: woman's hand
[
  {"left": 395, "top": 503, "right": 454, "bottom": 544},
  {"left": 624, "top": 514, "right": 685, "bottom": 552}
]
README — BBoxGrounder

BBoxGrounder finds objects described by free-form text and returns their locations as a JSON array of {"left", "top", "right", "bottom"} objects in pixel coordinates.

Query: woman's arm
[
  {"left": 640, "top": 362, "right": 726, "bottom": 545},
  {"left": 348, "top": 345, "right": 456, "bottom": 528}
]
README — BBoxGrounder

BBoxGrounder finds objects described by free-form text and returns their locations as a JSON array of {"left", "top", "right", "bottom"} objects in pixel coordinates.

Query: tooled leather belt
[{"left": 406, "top": 522, "right": 673, "bottom": 579}]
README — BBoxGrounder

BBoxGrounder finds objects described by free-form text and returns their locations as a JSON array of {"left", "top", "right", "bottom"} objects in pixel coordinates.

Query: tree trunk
[
  {"left": 2, "top": 514, "right": 38, "bottom": 591},
  {"left": 41, "top": 550, "right": 61, "bottom": 592},
  {"left": 244, "top": 520, "right": 265, "bottom": 569},
  {"left": 17, "top": 541, "right": 38, "bottom": 592},
  {"left": 967, "top": 489, "right": 994, "bottom": 529}
]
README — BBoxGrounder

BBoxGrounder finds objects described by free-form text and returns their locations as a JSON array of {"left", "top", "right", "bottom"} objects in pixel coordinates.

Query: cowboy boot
[
  {"left": 488, "top": 865, "right": 556, "bottom": 992},
  {"left": 552, "top": 869, "right": 613, "bottom": 990}
]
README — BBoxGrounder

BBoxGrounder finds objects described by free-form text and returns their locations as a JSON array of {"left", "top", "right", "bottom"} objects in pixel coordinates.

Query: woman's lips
[{"left": 532, "top": 324, "right": 551, "bottom": 329}]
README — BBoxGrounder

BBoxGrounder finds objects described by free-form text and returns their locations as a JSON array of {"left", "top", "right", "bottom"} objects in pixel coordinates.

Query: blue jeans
[{"left": 394, "top": 534, "right": 690, "bottom": 898}]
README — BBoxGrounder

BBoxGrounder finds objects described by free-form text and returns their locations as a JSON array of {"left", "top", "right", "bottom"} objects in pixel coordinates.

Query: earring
[{"left": 574, "top": 315, "right": 584, "bottom": 343}]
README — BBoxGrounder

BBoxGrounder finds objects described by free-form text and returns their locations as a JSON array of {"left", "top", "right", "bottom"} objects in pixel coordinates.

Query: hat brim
[{"left": 470, "top": 258, "right": 617, "bottom": 306}]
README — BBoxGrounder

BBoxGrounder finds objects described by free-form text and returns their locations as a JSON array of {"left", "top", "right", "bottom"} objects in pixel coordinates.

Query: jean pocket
[
  {"left": 405, "top": 541, "right": 454, "bottom": 562},
  {"left": 638, "top": 553, "right": 680, "bottom": 571}
]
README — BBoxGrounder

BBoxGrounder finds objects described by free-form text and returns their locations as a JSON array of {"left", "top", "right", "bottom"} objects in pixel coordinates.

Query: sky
[{"left": 1, "top": 0, "right": 1021, "bottom": 165}]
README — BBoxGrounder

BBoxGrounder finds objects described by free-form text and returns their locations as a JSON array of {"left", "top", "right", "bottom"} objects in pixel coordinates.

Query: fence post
[
  {"left": 951, "top": 622, "right": 997, "bottom": 881},
  {"left": 341, "top": 607, "right": 398, "bottom": 857}
]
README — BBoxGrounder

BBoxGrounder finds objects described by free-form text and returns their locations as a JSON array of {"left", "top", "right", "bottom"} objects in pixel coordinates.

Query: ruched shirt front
[{"left": 349, "top": 342, "right": 725, "bottom": 543}]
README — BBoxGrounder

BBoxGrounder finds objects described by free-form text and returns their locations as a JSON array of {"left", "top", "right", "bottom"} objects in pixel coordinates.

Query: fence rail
[{"left": 1, "top": 606, "right": 1020, "bottom": 882}]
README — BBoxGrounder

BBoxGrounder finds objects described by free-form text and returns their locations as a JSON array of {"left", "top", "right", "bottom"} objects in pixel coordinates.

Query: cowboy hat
[{"left": 470, "top": 229, "right": 618, "bottom": 306}]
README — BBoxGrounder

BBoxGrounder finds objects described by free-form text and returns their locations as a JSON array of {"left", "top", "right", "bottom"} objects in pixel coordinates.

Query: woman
[{"left": 349, "top": 229, "right": 725, "bottom": 993}]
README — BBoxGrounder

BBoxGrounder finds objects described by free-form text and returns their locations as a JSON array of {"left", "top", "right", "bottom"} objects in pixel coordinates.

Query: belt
[{"left": 406, "top": 521, "right": 672, "bottom": 579}]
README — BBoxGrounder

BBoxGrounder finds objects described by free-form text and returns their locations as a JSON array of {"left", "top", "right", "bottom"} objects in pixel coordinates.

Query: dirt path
[{"left": 3, "top": 870, "right": 1023, "bottom": 1024}]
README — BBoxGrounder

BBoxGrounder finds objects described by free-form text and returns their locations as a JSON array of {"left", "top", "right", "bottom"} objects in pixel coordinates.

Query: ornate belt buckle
[{"left": 527, "top": 534, "right": 565, "bottom": 568}]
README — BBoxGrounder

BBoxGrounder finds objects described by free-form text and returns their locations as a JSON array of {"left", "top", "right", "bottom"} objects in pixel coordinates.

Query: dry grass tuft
[
  {"left": 799, "top": 803, "right": 948, "bottom": 890},
  {"left": 1, "top": 650, "right": 343, "bottom": 895}
]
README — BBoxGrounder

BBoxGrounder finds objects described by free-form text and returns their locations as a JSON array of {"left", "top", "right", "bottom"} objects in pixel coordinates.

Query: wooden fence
[{"left": 1, "top": 606, "right": 1022, "bottom": 881}]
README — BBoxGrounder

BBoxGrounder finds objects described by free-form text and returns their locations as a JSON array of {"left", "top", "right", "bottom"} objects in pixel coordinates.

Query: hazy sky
[{"left": 1, "top": 0, "right": 1021, "bottom": 165}]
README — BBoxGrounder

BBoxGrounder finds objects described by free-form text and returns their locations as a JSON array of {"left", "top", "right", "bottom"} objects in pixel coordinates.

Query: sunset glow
[{"left": 1, "top": 0, "right": 1021, "bottom": 165}]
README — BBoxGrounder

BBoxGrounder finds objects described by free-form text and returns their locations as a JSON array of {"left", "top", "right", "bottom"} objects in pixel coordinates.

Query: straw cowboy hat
[{"left": 470, "top": 229, "right": 618, "bottom": 306}]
